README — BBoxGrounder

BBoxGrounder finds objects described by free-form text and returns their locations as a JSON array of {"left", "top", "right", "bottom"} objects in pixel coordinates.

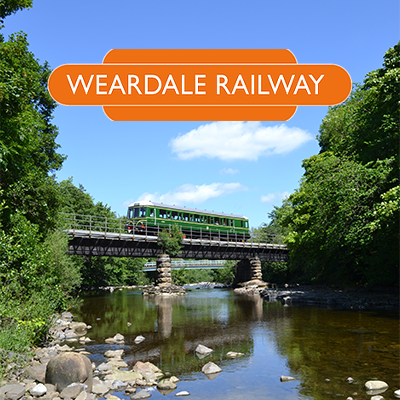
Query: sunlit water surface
[{"left": 72, "top": 289, "right": 399, "bottom": 400}]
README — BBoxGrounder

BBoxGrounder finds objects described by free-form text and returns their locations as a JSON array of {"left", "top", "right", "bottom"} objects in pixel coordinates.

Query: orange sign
[{"left": 48, "top": 49, "right": 352, "bottom": 121}]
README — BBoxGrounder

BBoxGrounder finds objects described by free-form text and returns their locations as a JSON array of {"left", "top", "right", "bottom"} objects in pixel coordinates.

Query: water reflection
[{"left": 73, "top": 289, "right": 399, "bottom": 400}]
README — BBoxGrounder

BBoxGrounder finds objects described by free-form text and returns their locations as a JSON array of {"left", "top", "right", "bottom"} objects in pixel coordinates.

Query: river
[{"left": 72, "top": 288, "right": 399, "bottom": 400}]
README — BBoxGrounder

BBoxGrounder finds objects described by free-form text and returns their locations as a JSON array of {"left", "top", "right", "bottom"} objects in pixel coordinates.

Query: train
[{"left": 125, "top": 200, "right": 250, "bottom": 240}]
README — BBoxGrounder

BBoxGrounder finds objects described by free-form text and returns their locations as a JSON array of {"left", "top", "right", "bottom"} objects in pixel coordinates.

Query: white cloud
[
  {"left": 261, "top": 191, "right": 290, "bottom": 204},
  {"left": 220, "top": 168, "right": 239, "bottom": 175},
  {"left": 137, "top": 182, "right": 247, "bottom": 206},
  {"left": 170, "top": 121, "right": 313, "bottom": 161}
]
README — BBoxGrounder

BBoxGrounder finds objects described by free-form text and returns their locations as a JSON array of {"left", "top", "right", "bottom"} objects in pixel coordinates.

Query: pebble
[
  {"left": 134, "top": 336, "right": 145, "bottom": 344},
  {"left": 280, "top": 376, "right": 296, "bottom": 382},
  {"left": 29, "top": 383, "right": 47, "bottom": 397},
  {"left": 364, "top": 380, "right": 389, "bottom": 391}
]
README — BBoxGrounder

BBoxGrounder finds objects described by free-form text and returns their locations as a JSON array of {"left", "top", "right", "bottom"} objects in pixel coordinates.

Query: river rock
[
  {"left": 175, "top": 392, "right": 190, "bottom": 397},
  {"left": 45, "top": 353, "right": 93, "bottom": 392},
  {"left": 107, "top": 359, "right": 128, "bottom": 369},
  {"left": 96, "top": 362, "right": 115, "bottom": 373},
  {"left": 0, "top": 384, "right": 26, "bottom": 400},
  {"left": 61, "top": 312, "right": 73, "bottom": 321},
  {"left": 201, "top": 362, "right": 222, "bottom": 375},
  {"left": 132, "top": 390, "right": 152, "bottom": 399},
  {"left": 69, "top": 322, "right": 87, "bottom": 335},
  {"left": 29, "top": 384, "right": 47, "bottom": 397},
  {"left": 75, "top": 392, "right": 87, "bottom": 400},
  {"left": 134, "top": 335, "right": 145, "bottom": 344},
  {"left": 111, "top": 371, "right": 142, "bottom": 382},
  {"left": 280, "top": 376, "right": 296, "bottom": 382},
  {"left": 105, "top": 334, "right": 124, "bottom": 344},
  {"left": 111, "top": 380, "right": 127, "bottom": 390},
  {"left": 195, "top": 344, "right": 213, "bottom": 356},
  {"left": 91, "top": 378, "right": 109, "bottom": 396},
  {"left": 24, "top": 365, "right": 47, "bottom": 383},
  {"left": 132, "top": 362, "right": 162, "bottom": 380},
  {"left": 104, "top": 350, "right": 124, "bottom": 359},
  {"left": 59, "top": 384, "right": 84, "bottom": 399},
  {"left": 57, "top": 345, "right": 73, "bottom": 352},
  {"left": 364, "top": 380, "right": 389, "bottom": 391},
  {"left": 371, "top": 396, "right": 384, "bottom": 400},
  {"left": 157, "top": 379, "right": 177, "bottom": 391},
  {"left": 394, "top": 389, "right": 400, "bottom": 398},
  {"left": 226, "top": 351, "right": 244, "bottom": 358}
]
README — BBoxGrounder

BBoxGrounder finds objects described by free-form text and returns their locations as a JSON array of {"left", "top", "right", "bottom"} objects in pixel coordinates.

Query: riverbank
[{"left": 258, "top": 285, "right": 399, "bottom": 311}]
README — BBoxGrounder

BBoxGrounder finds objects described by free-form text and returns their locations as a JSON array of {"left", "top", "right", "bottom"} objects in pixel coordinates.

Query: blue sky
[{"left": 3, "top": 0, "right": 398, "bottom": 228}]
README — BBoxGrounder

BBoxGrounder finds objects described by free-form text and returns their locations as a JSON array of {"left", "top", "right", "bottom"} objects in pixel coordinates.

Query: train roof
[{"left": 128, "top": 200, "right": 248, "bottom": 220}]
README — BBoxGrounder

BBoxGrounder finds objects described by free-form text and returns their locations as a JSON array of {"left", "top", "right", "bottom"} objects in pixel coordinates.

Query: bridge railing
[
  {"left": 144, "top": 259, "right": 227, "bottom": 269},
  {"left": 60, "top": 213, "right": 128, "bottom": 234},
  {"left": 60, "top": 213, "right": 285, "bottom": 245}
]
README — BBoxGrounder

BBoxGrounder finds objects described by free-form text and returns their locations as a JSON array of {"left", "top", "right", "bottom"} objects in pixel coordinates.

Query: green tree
[
  {"left": 157, "top": 225, "right": 184, "bottom": 256},
  {"left": 282, "top": 42, "right": 399, "bottom": 286},
  {"left": 0, "top": 0, "right": 32, "bottom": 24},
  {"left": 57, "top": 179, "right": 151, "bottom": 287},
  {"left": 251, "top": 202, "right": 292, "bottom": 244},
  {"left": 0, "top": 32, "right": 65, "bottom": 233},
  {"left": 319, "top": 42, "right": 399, "bottom": 167},
  {"left": 58, "top": 178, "right": 115, "bottom": 218}
]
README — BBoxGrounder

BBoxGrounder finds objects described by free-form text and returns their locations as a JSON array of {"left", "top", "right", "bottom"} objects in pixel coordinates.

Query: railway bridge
[{"left": 62, "top": 213, "right": 288, "bottom": 285}]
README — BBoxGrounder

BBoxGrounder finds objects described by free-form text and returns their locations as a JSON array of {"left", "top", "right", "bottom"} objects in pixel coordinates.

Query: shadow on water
[{"left": 73, "top": 289, "right": 399, "bottom": 400}]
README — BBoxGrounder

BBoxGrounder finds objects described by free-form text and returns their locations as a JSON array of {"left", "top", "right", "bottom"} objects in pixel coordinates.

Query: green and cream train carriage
[{"left": 126, "top": 201, "right": 250, "bottom": 240}]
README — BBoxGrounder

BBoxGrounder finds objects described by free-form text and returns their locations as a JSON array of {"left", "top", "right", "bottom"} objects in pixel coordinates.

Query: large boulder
[{"left": 45, "top": 353, "right": 93, "bottom": 392}]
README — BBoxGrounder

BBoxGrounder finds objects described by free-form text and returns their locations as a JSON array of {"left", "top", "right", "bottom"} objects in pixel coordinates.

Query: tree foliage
[
  {"left": 251, "top": 202, "right": 292, "bottom": 244},
  {"left": 57, "top": 179, "right": 151, "bottom": 287},
  {"left": 282, "top": 42, "right": 399, "bottom": 286},
  {"left": 157, "top": 225, "right": 184, "bottom": 256},
  {"left": 0, "top": 31, "right": 65, "bottom": 233},
  {"left": 0, "top": 0, "right": 32, "bottom": 24}
]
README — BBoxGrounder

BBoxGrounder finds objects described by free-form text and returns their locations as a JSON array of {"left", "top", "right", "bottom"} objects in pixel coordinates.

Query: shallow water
[{"left": 72, "top": 289, "right": 399, "bottom": 399}]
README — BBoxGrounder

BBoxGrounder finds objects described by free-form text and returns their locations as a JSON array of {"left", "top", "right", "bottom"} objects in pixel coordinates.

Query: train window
[
  {"left": 210, "top": 217, "right": 214, "bottom": 224},
  {"left": 128, "top": 209, "right": 133, "bottom": 219},
  {"left": 150, "top": 209, "right": 154, "bottom": 217},
  {"left": 172, "top": 211, "right": 178, "bottom": 220},
  {"left": 166, "top": 211, "right": 171, "bottom": 219},
  {"left": 134, "top": 208, "right": 139, "bottom": 218},
  {"left": 215, "top": 217, "right": 219, "bottom": 225},
  {"left": 241, "top": 220, "right": 244, "bottom": 227},
  {"left": 183, "top": 213, "right": 189, "bottom": 221},
  {"left": 204, "top": 216, "right": 209, "bottom": 224},
  {"left": 221, "top": 218, "right": 226, "bottom": 226},
  {"left": 160, "top": 209, "right": 166, "bottom": 218},
  {"left": 245, "top": 221, "right": 248, "bottom": 228},
  {"left": 189, "top": 214, "right": 194, "bottom": 222},
  {"left": 140, "top": 207, "right": 146, "bottom": 217},
  {"left": 195, "top": 214, "right": 200, "bottom": 223}
]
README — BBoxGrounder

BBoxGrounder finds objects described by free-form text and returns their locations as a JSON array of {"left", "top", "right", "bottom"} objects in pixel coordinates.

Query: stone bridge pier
[
  {"left": 143, "top": 254, "right": 186, "bottom": 295},
  {"left": 235, "top": 257, "right": 265, "bottom": 286},
  {"left": 156, "top": 254, "right": 172, "bottom": 287}
]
